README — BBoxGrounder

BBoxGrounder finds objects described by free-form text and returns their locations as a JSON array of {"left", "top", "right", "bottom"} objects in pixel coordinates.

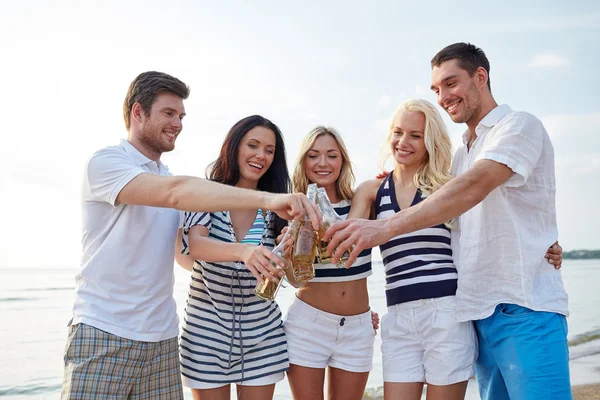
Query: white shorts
[
  {"left": 381, "top": 296, "right": 477, "bottom": 386},
  {"left": 283, "top": 296, "right": 375, "bottom": 373},
  {"left": 182, "top": 372, "right": 285, "bottom": 389}
]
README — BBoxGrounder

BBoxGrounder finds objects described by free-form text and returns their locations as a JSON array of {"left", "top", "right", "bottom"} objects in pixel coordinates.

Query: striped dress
[
  {"left": 180, "top": 209, "right": 289, "bottom": 387},
  {"left": 312, "top": 199, "right": 372, "bottom": 282},
  {"left": 375, "top": 174, "right": 458, "bottom": 307}
]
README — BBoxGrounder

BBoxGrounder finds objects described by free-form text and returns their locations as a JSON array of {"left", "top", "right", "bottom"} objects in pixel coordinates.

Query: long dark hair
[{"left": 207, "top": 115, "right": 290, "bottom": 234}]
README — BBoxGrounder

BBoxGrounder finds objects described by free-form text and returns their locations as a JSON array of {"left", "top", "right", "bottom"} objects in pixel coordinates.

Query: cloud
[
  {"left": 415, "top": 85, "right": 427, "bottom": 96},
  {"left": 528, "top": 53, "right": 570, "bottom": 69}
]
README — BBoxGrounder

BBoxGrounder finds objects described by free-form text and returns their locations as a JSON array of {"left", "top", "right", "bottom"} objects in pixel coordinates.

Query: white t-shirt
[
  {"left": 451, "top": 105, "right": 568, "bottom": 322},
  {"left": 71, "top": 139, "right": 180, "bottom": 341}
]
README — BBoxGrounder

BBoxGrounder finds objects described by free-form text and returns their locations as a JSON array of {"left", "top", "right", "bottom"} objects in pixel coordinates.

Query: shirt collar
[
  {"left": 478, "top": 104, "right": 511, "bottom": 128},
  {"left": 461, "top": 104, "right": 512, "bottom": 144},
  {"left": 119, "top": 139, "right": 168, "bottom": 170}
]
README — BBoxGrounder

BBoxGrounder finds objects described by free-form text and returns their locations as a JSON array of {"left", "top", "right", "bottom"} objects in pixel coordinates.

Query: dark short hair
[
  {"left": 123, "top": 71, "right": 190, "bottom": 130},
  {"left": 207, "top": 115, "right": 291, "bottom": 234},
  {"left": 431, "top": 42, "right": 491, "bottom": 91}
]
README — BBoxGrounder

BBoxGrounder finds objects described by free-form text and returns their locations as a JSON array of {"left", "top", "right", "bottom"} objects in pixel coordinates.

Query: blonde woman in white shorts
[
  {"left": 349, "top": 99, "right": 563, "bottom": 400},
  {"left": 280, "top": 126, "right": 378, "bottom": 400}
]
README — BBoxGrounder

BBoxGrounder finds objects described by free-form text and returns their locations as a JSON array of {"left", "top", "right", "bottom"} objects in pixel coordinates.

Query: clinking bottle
[
  {"left": 316, "top": 187, "right": 349, "bottom": 268},
  {"left": 255, "top": 226, "right": 293, "bottom": 301},
  {"left": 290, "top": 184, "right": 318, "bottom": 282}
]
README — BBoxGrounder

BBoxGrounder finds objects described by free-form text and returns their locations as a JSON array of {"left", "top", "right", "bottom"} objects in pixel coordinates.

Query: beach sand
[{"left": 574, "top": 384, "right": 600, "bottom": 399}]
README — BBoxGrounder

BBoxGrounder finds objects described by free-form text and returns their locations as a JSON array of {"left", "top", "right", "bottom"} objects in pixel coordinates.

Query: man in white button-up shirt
[
  {"left": 61, "top": 71, "right": 321, "bottom": 400},
  {"left": 327, "top": 43, "right": 570, "bottom": 399}
]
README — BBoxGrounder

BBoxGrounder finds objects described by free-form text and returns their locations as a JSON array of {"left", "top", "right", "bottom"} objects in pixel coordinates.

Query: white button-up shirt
[
  {"left": 451, "top": 105, "right": 568, "bottom": 322},
  {"left": 73, "top": 139, "right": 180, "bottom": 341}
]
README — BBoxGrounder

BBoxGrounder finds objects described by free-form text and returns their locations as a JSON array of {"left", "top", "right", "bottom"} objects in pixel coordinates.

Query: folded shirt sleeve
[{"left": 475, "top": 113, "right": 544, "bottom": 187}]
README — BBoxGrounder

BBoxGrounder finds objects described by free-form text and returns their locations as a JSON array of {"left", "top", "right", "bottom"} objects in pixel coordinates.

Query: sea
[{"left": 1, "top": 260, "right": 599, "bottom": 399}]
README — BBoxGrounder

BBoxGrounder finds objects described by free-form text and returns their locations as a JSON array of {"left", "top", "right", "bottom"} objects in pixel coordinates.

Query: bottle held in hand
[
  {"left": 316, "top": 187, "right": 349, "bottom": 268},
  {"left": 255, "top": 228, "right": 292, "bottom": 301},
  {"left": 290, "top": 184, "right": 318, "bottom": 282}
]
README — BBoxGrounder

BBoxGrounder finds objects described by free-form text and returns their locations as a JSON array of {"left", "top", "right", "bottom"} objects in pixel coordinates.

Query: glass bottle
[
  {"left": 291, "top": 185, "right": 318, "bottom": 281},
  {"left": 255, "top": 226, "right": 293, "bottom": 301},
  {"left": 316, "top": 187, "right": 349, "bottom": 267}
]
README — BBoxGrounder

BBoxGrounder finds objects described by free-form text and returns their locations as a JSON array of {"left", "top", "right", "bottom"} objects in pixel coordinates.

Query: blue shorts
[{"left": 474, "top": 304, "right": 571, "bottom": 400}]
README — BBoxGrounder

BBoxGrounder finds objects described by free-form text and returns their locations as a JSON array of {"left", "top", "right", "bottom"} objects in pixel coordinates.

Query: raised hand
[
  {"left": 324, "top": 218, "right": 390, "bottom": 268},
  {"left": 266, "top": 193, "right": 321, "bottom": 230}
]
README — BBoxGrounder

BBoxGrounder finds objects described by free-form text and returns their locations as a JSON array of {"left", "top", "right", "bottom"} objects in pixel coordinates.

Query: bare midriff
[{"left": 296, "top": 278, "right": 370, "bottom": 316}]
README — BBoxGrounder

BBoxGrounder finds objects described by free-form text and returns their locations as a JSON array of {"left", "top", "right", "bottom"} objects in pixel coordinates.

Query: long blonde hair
[
  {"left": 379, "top": 99, "right": 453, "bottom": 197},
  {"left": 292, "top": 126, "right": 355, "bottom": 201}
]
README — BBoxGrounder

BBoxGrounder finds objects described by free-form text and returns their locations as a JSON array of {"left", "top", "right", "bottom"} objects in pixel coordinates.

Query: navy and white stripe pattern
[
  {"left": 376, "top": 174, "right": 457, "bottom": 307},
  {"left": 180, "top": 209, "right": 289, "bottom": 386},
  {"left": 312, "top": 199, "right": 373, "bottom": 283}
]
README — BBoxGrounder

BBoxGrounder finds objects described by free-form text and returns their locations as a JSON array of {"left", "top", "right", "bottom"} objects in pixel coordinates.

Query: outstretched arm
[
  {"left": 117, "top": 173, "right": 320, "bottom": 227},
  {"left": 326, "top": 159, "right": 513, "bottom": 266}
]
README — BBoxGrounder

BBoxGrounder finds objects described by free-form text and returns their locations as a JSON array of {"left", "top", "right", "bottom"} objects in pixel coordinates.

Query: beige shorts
[
  {"left": 381, "top": 296, "right": 477, "bottom": 385},
  {"left": 283, "top": 296, "right": 375, "bottom": 373}
]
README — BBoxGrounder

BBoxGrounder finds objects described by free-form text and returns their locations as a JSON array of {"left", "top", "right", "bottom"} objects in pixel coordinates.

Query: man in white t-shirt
[
  {"left": 326, "top": 44, "right": 571, "bottom": 399},
  {"left": 61, "top": 71, "right": 321, "bottom": 400}
]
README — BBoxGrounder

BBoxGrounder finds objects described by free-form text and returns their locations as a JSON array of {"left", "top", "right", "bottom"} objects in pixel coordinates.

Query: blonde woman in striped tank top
[
  {"left": 280, "top": 127, "right": 379, "bottom": 400},
  {"left": 346, "top": 99, "right": 563, "bottom": 400}
]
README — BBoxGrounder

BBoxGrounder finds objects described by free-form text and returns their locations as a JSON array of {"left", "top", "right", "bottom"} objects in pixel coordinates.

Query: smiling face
[
  {"left": 390, "top": 110, "right": 428, "bottom": 168},
  {"left": 137, "top": 92, "right": 186, "bottom": 157},
  {"left": 303, "top": 133, "right": 343, "bottom": 190},
  {"left": 236, "top": 126, "right": 276, "bottom": 188},
  {"left": 431, "top": 59, "right": 483, "bottom": 126}
]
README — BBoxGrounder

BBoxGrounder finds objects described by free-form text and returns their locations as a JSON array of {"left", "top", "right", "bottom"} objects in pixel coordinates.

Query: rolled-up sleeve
[{"left": 475, "top": 114, "right": 544, "bottom": 187}]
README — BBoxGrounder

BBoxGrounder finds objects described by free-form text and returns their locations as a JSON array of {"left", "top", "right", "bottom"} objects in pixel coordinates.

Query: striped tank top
[
  {"left": 179, "top": 208, "right": 289, "bottom": 386},
  {"left": 375, "top": 174, "right": 458, "bottom": 307},
  {"left": 312, "top": 199, "right": 372, "bottom": 282}
]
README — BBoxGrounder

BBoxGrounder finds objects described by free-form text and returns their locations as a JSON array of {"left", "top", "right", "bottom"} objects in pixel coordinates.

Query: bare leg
[
  {"left": 286, "top": 364, "right": 325, "bottom": 400},
  {"left": 384, "top": 382, "right": 424, "bottom": 400},
  {"left": 191, "top": 385, "right": 231, "bottom": 400},
  {"left": 326, "top": 366, "right": 369, "bottom": 400},
  {"left": 425, "top": 381, "right": 468, "bottom": 400},
  {"left": 235, "top": 384, "right": 276, "bottom": 400}
]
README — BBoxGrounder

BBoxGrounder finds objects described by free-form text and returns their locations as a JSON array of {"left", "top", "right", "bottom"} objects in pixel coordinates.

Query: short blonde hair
[
  {"left": 379, "top": 98, "right": 453, "bottom": 197},
  {"left": 292, "top": 126, "right": 355, "bottom": 201}
]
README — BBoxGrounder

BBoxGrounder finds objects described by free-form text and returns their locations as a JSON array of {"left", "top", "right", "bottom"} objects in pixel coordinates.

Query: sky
[{"left": 1, "top": 0, "right": 599, "bottom": 269}]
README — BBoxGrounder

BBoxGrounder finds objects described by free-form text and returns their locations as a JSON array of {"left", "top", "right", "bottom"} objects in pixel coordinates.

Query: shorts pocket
[
  {"left": 499, "top": 303, "right": 534, "bottom": 318},
  {"left": 63, "top": 324, "right": 81, "bottom": 363},
  {"left": 437, "top": 297, "right": 457, "bottom": 311},
  {"left": 559, "top": 315, "right": 568, "bottom": 337},
  {"left": 380, "top": 313, "right": 393, "bottom": 342}
]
